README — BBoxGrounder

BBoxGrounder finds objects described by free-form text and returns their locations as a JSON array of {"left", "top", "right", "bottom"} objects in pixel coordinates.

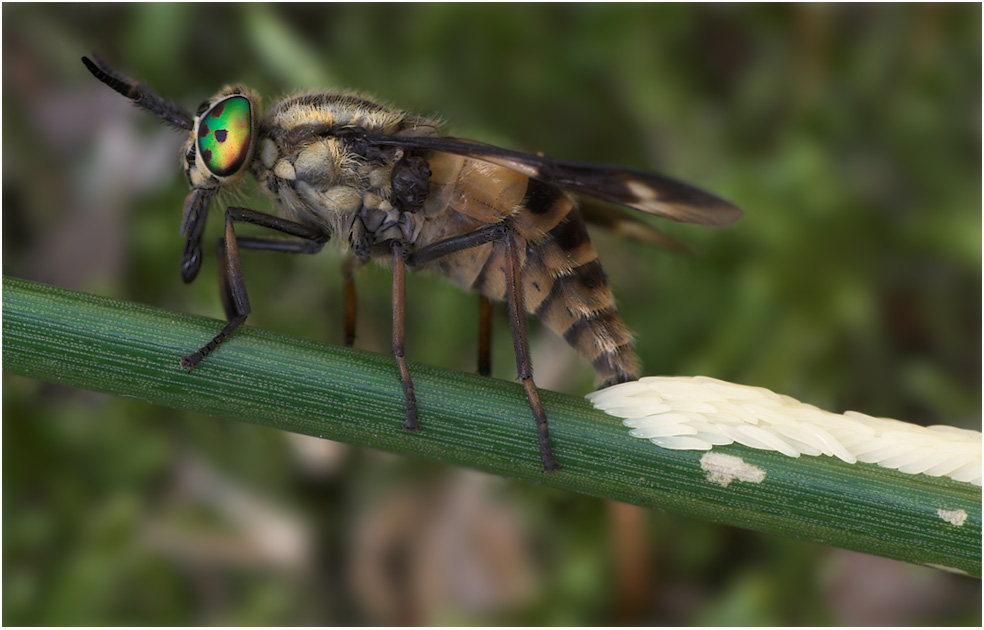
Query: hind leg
[{"left": 407, "top": 223, "right": 560, "bottom": 471}]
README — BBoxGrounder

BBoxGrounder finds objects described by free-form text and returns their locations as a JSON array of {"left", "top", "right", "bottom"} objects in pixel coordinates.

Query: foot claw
[{"left": 179, "top": 354, "right": 200, "bottom": 371}]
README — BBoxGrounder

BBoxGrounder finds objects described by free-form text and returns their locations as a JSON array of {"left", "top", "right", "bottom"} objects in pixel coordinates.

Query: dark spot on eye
[
  {"left": 201, "top": 148, "right": 213, "bottom": 163},
  {"left": 210, "top": 102, "right": 226, "bottom": 117},
  {"left": 214, "top": 129, "right": 228, "bottom": 143},
  {"left": 198, "top": 122, "right": 210, "bottom": 138}
]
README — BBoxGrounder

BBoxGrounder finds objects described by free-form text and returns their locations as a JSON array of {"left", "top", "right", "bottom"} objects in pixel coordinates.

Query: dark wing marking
[{"left": 350, "top": 131, "right": 742, "bottom": 226}]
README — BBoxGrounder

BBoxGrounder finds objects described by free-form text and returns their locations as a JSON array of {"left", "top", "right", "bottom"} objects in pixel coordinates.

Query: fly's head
[
  {"left": 82, "top": 56, "right": 260, "bottom": 283},
  {"left": 183, "top": 85, "right": 260, "bottom": 190},
  {"left": 178, "top": 86, "right": 260, "bottom": 282}
]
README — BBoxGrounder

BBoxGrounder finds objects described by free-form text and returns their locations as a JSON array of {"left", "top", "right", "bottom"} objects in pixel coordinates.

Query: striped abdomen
[
  {"left": 421, "top": 155, "right": 640, "bottom": 387},
  {"left": 518, "top": 204, "right": 640, "bottom": 388}
]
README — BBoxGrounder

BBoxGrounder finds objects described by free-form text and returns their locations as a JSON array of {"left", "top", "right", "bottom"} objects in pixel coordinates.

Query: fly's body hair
[{"left": 82, "top": 55, "right": 742, "bottom": 470}]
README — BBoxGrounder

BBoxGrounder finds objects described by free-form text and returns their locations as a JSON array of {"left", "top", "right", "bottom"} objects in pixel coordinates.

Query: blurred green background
[{"left": 3, "top": 3, "right": 980, "bottom": 625}]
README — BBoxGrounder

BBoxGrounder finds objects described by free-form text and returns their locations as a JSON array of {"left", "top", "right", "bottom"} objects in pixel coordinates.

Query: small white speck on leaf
[
  {"left": 700, "top": 452, "right": 766, "bottom": 487},
  {"left": 936, "top": 508, "right": 968, "bottom": 527}
]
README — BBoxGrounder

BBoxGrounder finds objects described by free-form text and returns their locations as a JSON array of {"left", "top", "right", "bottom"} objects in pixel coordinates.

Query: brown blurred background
[{"left": 3, "top": 4, "right": 980, "bottom": 625}]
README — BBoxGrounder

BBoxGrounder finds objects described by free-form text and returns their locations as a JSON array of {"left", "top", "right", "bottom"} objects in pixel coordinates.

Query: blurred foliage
[{"left": 2, "top": 3, "right": 980, "bottom": 625}]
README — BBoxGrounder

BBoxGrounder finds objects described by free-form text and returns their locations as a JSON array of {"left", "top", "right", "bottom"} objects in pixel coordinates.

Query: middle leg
[
  {"left": 478, "top": 295, "right": 492, "bottom": 377},
  {"left": 405, "top": 222, "right": 561, "bottom": 470},
  {"left": 342, "top": 257, "right": 363, "bottom": 348},
  {"left": 390, "top": 241, "right": 419, "bottom": 431}
]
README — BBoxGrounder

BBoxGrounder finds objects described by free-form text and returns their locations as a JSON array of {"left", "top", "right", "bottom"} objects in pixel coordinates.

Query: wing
[
  {"left": 577, "top": 199, "right": 694, "bottom": 254},
  {"left": 349, "top": 131, "right": 742, "bottom": 226}
]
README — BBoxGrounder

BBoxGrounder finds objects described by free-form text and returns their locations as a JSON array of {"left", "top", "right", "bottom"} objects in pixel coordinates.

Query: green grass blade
[{"left": 3, "top": 276, "right": 980, "bottom": 576}]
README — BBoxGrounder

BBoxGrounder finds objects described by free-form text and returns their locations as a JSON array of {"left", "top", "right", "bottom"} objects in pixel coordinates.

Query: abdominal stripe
[
  {"left": 563, "top": 307, "right": 621, "bottom": 348},
  {"left": 523, "top": 177, "right": 564, "bottom": 215},
  {"left": 547, "top": 209, "right": 590, "bottom": 251},
  {"left": 533, "top": 258, "right": 610, "bottom": 322}
]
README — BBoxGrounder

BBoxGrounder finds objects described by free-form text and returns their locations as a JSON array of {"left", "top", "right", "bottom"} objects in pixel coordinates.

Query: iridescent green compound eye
[{"left": 197, "top": 95, "right": 252, "bottom": 177}]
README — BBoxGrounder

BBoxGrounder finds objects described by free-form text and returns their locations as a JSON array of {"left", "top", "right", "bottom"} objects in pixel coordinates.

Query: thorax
[{"left": 249, "top": 92, "right": 438, "bottom": 251}]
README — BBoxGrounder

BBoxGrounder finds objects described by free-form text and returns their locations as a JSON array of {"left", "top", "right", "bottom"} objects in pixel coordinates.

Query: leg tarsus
[
  {"left": 180, "top": 314, "right": 248, "bottom": 371},
  {"left": 397, "top": 353, "right": 419, "bottom": 432},
  {"left": 524, "top": 380, "right": 561, "bottom": 471}
]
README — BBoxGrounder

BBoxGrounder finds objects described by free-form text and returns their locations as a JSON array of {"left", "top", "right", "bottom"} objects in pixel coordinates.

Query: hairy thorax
[{"left": 249, "top": 91, "right": 440, "bottom": 253}]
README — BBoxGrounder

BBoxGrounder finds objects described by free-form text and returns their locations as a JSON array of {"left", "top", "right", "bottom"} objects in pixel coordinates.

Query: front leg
[
  {"left": 179, "top": 188, "right": 216, "bottom": 284},
  {"left": 181, "top": 206, "right": 329, "bottom": 370},
  {"left": 180, "top": 211, "right": 249, "bottom": 370}
]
